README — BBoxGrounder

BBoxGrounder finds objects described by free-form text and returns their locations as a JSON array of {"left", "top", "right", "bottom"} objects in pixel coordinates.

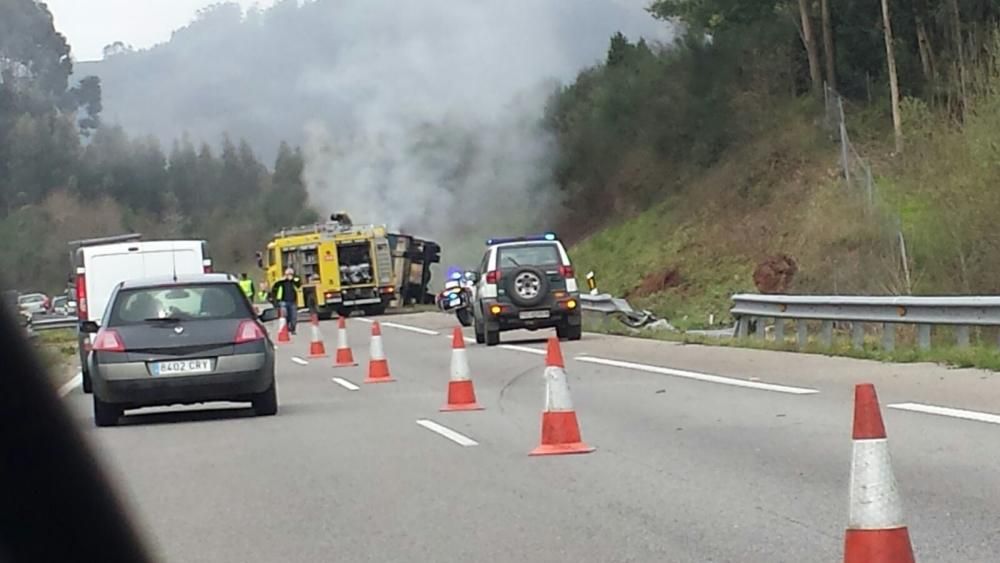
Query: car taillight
[
  {"left": 75, "top": 271, "right": 88, "bottom": 320},
  {"left": 235, "top": 320, "right": 266, "bottom": 343},
  {"left": 93, "top": 329, "right": 125, "bottom": 352},
  {"left": 203, "top": 259, "right": 213, "bottom": 273},
  {"left": 559, "top": 265, "right": 574, "bottom": 278},
  {"left": 486, "top": 271, "right": 499, "bottom": 284}
]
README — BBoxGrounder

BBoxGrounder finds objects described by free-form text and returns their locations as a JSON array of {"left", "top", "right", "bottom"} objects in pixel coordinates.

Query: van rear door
[
  {"left": 88, "top": 251, "right": 145, "bottom": 323},
  {"left": 140, "top": 247, "right": 201, "bottom": 277}
]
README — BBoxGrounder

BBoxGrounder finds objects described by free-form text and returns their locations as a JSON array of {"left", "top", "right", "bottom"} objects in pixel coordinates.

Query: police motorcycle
[{"left": 436, "top": 270, "right": 476, "bottom": 327}]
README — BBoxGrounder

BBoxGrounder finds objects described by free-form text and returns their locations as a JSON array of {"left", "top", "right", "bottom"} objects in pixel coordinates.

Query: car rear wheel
[
  {"left": 485, "top": 326, "right": 500, "bottom": 346},
  {"left": 474, "top": 317, "right": 486, "bottom": 344},
  {"left": 560, "top": 323, "right": 582, "bottom": 341},
  {"left": 252, "top": 382, "right": 278, "bottom": 416},
  {"left": 81, "top": 367, "right": 93, "bottom": 394},
  {"left": 93, "top": 396, "right": 121, "bottom": 427}
]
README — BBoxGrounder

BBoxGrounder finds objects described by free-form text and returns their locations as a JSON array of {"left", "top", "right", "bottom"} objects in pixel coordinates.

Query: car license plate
[
  {"left": 153, "top": 359, "right": 212, "bottom": 376},
  {"left": 519, "top": 310, "right": 551, "bottom": 320}
]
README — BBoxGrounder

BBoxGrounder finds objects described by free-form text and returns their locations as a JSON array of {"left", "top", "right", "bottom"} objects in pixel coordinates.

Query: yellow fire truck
[{"left": 258, "top": 213, "right": 397, "bottom": 318}]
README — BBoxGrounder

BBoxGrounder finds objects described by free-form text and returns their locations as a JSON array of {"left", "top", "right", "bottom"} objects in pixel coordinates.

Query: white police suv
[{"left": 470, "top": 233, "right": 582, "bottom": 346}]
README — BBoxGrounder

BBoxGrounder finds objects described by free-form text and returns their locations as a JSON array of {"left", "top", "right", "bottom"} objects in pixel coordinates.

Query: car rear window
[
  {"left": 497, "top": 244, "right": 562, "bottom": 269},
  {"left": 108, "top": 284, "right": 251, "bottom": 326}
]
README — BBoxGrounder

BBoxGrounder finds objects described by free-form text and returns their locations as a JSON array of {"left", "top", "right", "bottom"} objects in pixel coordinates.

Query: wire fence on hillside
[{"left": 822, "top": 85, "right": 912, "bottom": 294}]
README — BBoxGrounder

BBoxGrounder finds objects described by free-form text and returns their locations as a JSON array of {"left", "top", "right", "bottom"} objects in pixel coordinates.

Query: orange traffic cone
[
  {"left": 364, "top": 321, "right": 395, "bottom": 383},
  {"left": 333, "top": 316, "right": 357, "bottom": 367},
  {"left": 440, "top": 327, "right": 483, "bottom": 412},
  {"left": 276, "top": 306, "right": 291, "bottom": 344},
  {"left": 843, "top": 383, "right": 915, "bottom": 563},
  {"left": 307, "top": 313, "right": 327, "bottom": 358},
  {"left": 529, "top": 337, "right": 595, "bottom": 456}
]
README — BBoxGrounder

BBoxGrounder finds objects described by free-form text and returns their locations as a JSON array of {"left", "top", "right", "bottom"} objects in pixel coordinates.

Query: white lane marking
[
  {"left": 499, "top": 344, "right": 546, "bottom": 355},
  {"left": 332, "top": 377, "right": 360, "bottom": 391},
  {"left": 59, "top": 372, "right": 83, "bottom": 397},
  {"left": 416, "top": 419, "right": 479, "bottom": 447},
  {"left": 887, "top": 402, "right": 1000, "bottom": 426},
  {"left": 355, "top": 318, "right": 374, "bottom": 324},
  {"left": 454, "top": 335, "right": 547, "bottom": 355},
  {"left": 291, "top": 357, "right": 309, "bottom": 366},
  {"left": 574, "top": 356, "right": 819, "bottom": 395},
  {"left": 381, "top": 321, "right": 439, "bottom": 336}
]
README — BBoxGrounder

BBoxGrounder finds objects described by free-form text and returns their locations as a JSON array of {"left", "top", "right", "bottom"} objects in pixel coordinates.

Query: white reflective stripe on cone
[
  {"left": 311, "top": 324, "right": 321, "bottom": 339},
  {"left": 849, "top": 438, "right": 905, "bottom": 529},
  {"left": 450, "top": 348, "right": 471, "bottom": 381},
  {"left": 543, "top": 366, "right": 574, "bottom": 412},
  {"left": 370, "top": 335, "right": 385, "bottom": 360},
  {"left": 337, "top": 327, "right": 348, "bottom": 349}
]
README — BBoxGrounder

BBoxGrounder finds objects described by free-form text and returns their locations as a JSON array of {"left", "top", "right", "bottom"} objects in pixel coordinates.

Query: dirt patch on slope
[
  {"left": 753, "top": 254, "right": 798, "bottom": 293},
  {"left": 630, "top": 267, "right": 683, "bottom": 298}
]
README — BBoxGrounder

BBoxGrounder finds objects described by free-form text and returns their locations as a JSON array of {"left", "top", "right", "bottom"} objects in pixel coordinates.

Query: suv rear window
[
  {"left": 496, "top": 244, "right": 562, "bottom": 269},
  {"left": 108, "top": 284, "right": 251, "bottom": 326}
]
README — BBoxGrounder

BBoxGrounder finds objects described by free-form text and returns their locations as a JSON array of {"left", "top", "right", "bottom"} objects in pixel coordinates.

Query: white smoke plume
[{"left": 299, "top": 0, "right": 672, "bottom": 270}]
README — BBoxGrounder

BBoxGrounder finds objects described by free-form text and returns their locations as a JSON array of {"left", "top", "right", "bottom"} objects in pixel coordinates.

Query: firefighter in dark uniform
[{"left": 271, "top": 267, "right": 302, "bottom": 334}]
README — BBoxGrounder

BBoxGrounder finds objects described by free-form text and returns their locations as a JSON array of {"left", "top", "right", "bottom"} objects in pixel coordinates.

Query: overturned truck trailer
[{"left": 387, "top": 234, "right": 441, "bottom": 307}]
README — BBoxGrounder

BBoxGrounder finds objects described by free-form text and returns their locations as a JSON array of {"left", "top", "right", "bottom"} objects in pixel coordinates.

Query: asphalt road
[{"left": 61, "top": 312, "right": 1000, "bottom": 562}]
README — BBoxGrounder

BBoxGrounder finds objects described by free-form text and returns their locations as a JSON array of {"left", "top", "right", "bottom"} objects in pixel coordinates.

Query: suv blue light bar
[{"left": 486, "top": 232, "right": 558, "bottom": 246}]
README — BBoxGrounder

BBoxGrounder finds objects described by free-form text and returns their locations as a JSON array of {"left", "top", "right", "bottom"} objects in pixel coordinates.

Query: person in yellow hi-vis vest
[{"left": 238, "top": 273, "right": 255, "bottom": 302}]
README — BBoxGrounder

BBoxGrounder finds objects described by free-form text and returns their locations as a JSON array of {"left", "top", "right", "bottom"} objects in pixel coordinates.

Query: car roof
[
  {"left": 488, "top": 240, "right": 564, "bottom": 250},
  {"left": 118, "top": 273, "right": 236, "bottom": 289}
]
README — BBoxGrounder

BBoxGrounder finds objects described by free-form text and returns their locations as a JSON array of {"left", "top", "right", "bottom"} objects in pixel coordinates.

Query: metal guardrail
[
  {"left": 577, "top": 272, "right": 666, "bottom": 329},
  {"left": 28, "top": 316, "right": 79, "bottom": 332},
  {"left": 579, "top": 293, "right": 662, "bottom": 329},
  {"left": 730, "top": 294, "right": 1000, "bottom": 351}
]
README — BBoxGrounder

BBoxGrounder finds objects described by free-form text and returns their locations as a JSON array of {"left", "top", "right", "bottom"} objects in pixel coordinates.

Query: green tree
[{"left": 264, "top": 141, "right": 313, "bottom": 227}]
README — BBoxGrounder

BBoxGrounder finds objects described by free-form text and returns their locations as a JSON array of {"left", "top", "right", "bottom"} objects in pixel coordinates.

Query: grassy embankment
[
  {"left": 32, "top": 328, "right": 80, "bottom": 387},
  {"left": 572, "top": 78, "right": 1000, "bottom": 371}
]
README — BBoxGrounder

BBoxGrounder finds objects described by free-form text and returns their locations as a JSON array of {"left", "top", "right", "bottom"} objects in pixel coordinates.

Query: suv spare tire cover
[{"left": 505, "top": 267, "right": 549, "bottom": 308}]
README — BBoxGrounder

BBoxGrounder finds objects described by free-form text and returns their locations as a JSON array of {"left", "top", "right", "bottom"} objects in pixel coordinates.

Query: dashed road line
[
  {"left": 381, "top": 321, "right": 440, "bottom": 336},
  {"left": 58, "top": 372, "right": 83, "bottom": 397},
  {"left": 887, "top": 402, "right": 1000, "bottom": 425},
  {"left": 332, "top": 377, "right": 360, "bottom": 391},
  {"left": 574, "top": 356, "right": 819, "bottom": 395},
  {"left": 291, "top": 357, "right": 309, "bottom": 366},
  {"left": 416, "top": 419, "right": 479, "bottom": 447}
]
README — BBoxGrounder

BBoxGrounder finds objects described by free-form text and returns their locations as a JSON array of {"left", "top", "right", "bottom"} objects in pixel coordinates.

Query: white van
[{"left": 70, "top": 234, "right": 212, "bottom": 393}]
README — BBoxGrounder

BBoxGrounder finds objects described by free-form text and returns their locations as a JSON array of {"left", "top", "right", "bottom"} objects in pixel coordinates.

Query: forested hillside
[
  {"left": 545, "top": 0, "right": 1000, "bottom": 326},
  {"left": 0, "top": 0, "right": 315, "bottom": 292}
]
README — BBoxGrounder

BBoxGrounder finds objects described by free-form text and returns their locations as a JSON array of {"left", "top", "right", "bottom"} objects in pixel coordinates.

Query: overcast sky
[{"left": 45, "top": 0, "right": 277, "bottom": 61}]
